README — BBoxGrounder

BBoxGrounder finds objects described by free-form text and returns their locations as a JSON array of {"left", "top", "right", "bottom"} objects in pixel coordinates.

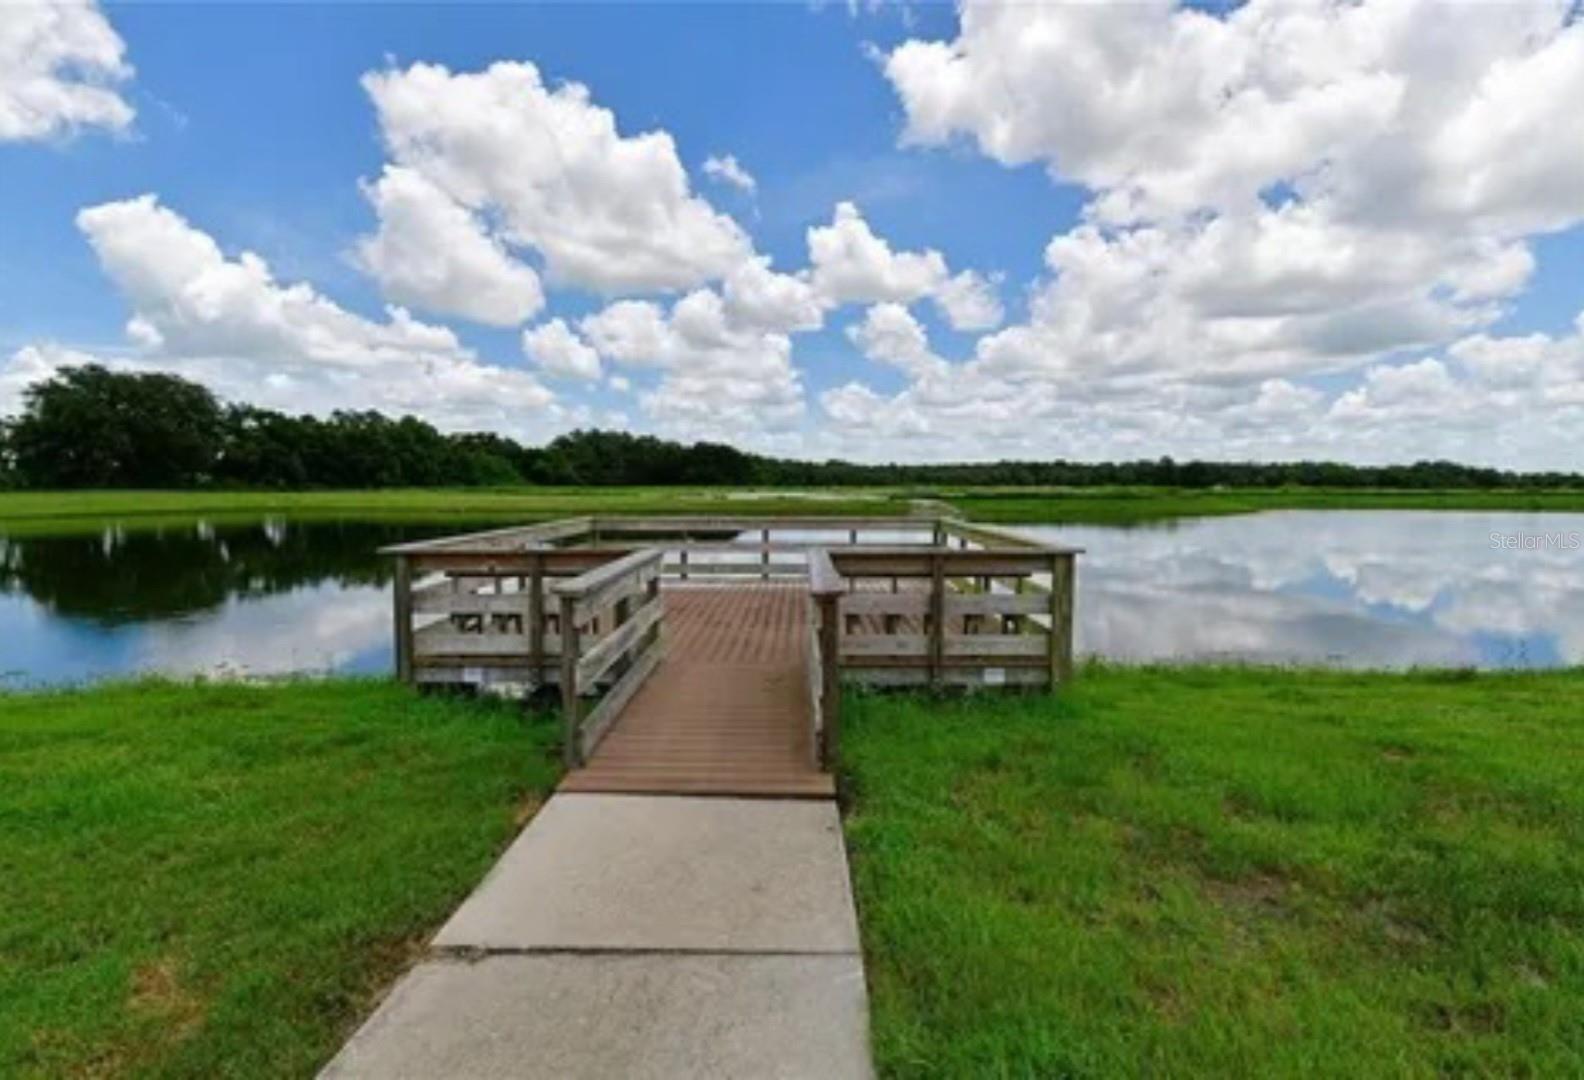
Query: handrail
[
  {"left": 554, "top": 547, "right": 666, "bottom": 767},
  {"left": 551, "top": 546, "right": 663, "bottom": 601},
  {"left": 382, "top": 513, "right": 1086, "bottom": 558},
  {"left": 590, "top": 514, "right": 940, "bottom": 532},
  {"left": 379, "top": 517, "right": 593, "bottom": 555},
  {"left": 808, "top": 547, "right": 848, "bottom": 598},
  {"left": 384, "top": 513, "right": 957, "bottom": 557},
  {"left": 941, "top": 518, "right": 1085, "bottom": 554}
]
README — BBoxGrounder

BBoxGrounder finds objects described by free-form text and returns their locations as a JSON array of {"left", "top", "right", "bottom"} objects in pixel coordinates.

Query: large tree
[{"left": 10, "top": 365, "right": 224, "bottom": 488}]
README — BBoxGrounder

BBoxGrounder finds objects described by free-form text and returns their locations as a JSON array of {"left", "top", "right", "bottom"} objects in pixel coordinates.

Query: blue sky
[{"left": 3, "top": 1, "right": 1583, "bottom": 466}]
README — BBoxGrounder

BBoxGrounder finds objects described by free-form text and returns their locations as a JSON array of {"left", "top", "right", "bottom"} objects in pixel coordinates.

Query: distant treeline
[{"left": 2, "top": 364, "right": 1580, "bottom": 491}]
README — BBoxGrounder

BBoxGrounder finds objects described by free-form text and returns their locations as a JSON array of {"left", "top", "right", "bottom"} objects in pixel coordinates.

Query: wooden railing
[
  {"left": 591, "top": 516, "right": 943, "bottom": 582},
  {"left": 383, "top": 514, "right": 1080, "bottom": 775},
  {"left": 805, "top": 544, "right": 1078, "bottom": 734},
  {"left": 389, "top": 544, "right": 618, "bottom": 689},
  {"left": 808, "top": 549, "right": 846, "bottom": 768},
  {"left": 551, "top": 548, "right": 665, "bottom": 767}
]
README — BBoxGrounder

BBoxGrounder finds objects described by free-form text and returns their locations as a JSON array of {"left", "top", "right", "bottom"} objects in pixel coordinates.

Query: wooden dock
[
  {"left": 560, "top": 585, "right": 832, "bottom": 798},
  {"left": 382, "top": 515, "right": 1081, "bottom": 797}
]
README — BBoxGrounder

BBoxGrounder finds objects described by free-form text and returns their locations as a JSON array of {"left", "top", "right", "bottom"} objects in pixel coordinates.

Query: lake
[{"left": 2, "top": 510, "right": 1579, "bottom": 686}]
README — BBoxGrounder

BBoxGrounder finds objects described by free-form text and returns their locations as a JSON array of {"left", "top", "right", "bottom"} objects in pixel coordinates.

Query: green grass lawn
[
  {"left": 842, "top": 665, "right": 1584, "bottom": 1078},
  {"left": 0, "top": 679, "right": 559, "bottom": 1079}
]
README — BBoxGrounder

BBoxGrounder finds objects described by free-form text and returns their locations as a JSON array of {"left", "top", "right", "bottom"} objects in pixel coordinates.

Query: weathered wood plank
[
  {"left": 381, "top": 516, "right": 594, "bottom": 555},
  {"left": 945, "top": 592, "right": 1049, "bottom": 617},
  {"left": 831, "top": 550, "right": 1054, "bottom": 578},
  {"left": 569, "top": 563, "right": 661, "bottom": 624},
  {"left": 948, "top": 635, "right": 1047, "bottom": 658},
  {"left": 561, "top": 594, "right": 581, "bottom": 768},
  {"left": 844, "top": 666, "right": 1048, "bottom": 687},
  {"left": 414, "top": 627, "right": 534, "bottom": 657},
  {"left": 841, "top": 635, "right": 928, "bottom": 658},
  {"left": 659, "top": 562, "right": 805, "bottom": 578},
  {"left": 929, "top": 550, "right": 945, "bottom": 688},
  {"left": 575, "top": 598, "right": 664, "bottom": 686},
  {"left": 808, "top": 548, "right": 846, "bottom": 598},
  {"left": 412, "top": 588, "right": 532, "bottom": 615},
  {"left": 806, "top": 601, "right": 823, "bottom": 768},
  {"left": 552, "top": 548, "right": 663, "bottom": 603},
  {"left": 817, "top": 592, "right": 842, "bottom": 769},
  {"left": 1050, "top": 551, "right": 1076, "bottom": 686},
  {"left": 413, "top": 549, "right": 619, "bottom": 577},
  {"left": 840, "top": 592, "right": 929, "bottom": 616},
  {"left": 589, "top": 515, "right": 936, "bottom": 533},
  {"left": 393, "top": 555, "right": 413, "bottom": 683},
  {"left": 840, "top": 634, "right": 1045, "bottom": 659}
]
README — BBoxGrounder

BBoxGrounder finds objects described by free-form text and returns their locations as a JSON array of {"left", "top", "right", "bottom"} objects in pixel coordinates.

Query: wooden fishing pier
[{"left": 383, "top": 516, "right": 1079, "bottom": 797}]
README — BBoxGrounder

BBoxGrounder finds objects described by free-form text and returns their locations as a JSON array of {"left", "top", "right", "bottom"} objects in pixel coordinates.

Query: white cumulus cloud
[
  {"left": 5, "top": 194, "right": 559, "bottom": 436},
  {"left": 522, "top": 318, "right": 601, "bottom": 381},
  {"left": 354, "top": 166, "right": 544, "bottom": 327},
  {"left": 829, "top": 0, "right": 1584, "bottom": 464},
  {"left": 361, "top": 61, "right": 752, "bottom": 296},
  {"left": 703, "top": 153, "right": 756, "bottom": 193},
  {"left": 932, "top": 269, "right": 1003, "bottom": 331},
  {"left": 847, "top": 303, "right": 945, "bottom": 380},
  {"left": 0, "top": 0, "right": 133, "bottom": 142},
  {"left": 580, "top": 290, "right": 804, "bottom": 440},
  {"left": 807, "top": 201, "right": 947, "bottom": 305}
]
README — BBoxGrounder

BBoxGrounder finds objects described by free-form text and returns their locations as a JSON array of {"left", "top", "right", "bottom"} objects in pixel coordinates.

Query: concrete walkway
[{"left": 321, "top": 794, "right": 873, "bottom": 1079}]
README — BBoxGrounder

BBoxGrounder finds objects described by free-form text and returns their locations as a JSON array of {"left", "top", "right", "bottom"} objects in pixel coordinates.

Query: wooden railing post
[
  {"left": 818, "top": 593, "right": 841, "bottom": 768},
  {"left": 393, "top": 554, "right": 413, "bottom": 683},
  {"left": 644, "top": 572, "right": 661, "bottom": 652},
  {"left": 808, "top": 548, "right": 848, "bottom": 771},
  {"left": 1049, "top": 552, "right": 1075, "bottom": 688},
  {"left": 611, "top": 593, "right": 632, "bottom": 681},
  {"left": 929, "top": 550, "right": 945, "bottom": 690},
  {"left": 761, "top": 527, "right": 770, "bottom": 581},
  {"left": 560, "top": 593, "right": 581, "bottom": 767},
  {"left": 528, "top": 552, "right": 546, "bottom": 685}
]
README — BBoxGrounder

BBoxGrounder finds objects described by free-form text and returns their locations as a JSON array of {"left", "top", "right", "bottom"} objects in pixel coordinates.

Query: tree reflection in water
[{"left": 0, "top": 518, "right": 450, "bottom": 623}]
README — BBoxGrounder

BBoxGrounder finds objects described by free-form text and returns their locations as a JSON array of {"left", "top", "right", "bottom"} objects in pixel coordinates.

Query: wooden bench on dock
[{"left": 382, "top": 516, "right": 1080, "bottom": 798}]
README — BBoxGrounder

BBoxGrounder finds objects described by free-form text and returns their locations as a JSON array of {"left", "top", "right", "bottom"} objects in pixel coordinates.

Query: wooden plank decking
[{"left": 558, "top": 584, "right": 835, "bottom": 799}]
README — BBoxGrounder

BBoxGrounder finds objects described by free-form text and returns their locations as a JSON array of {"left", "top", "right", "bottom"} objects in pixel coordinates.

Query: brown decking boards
[{"left": 558, "top": 584, "right": 835, "bottom": 799}]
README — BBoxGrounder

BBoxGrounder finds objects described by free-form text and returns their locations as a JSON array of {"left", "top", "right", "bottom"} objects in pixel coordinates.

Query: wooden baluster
[
  {"left": 393, "top": 555, "right": 413, "bottom": 684},
  {"left": 1050, "top": 552, "right": 1075, "bottom": 688},
  {"left": 528, "top": 553, "right": 545, "bottom": 686},
  {"left": 561, "top": 594, "right": 581, "bottom": 767},
  {"left": 818, "top": 592, "right": 841, "bottom": 769},
  {"left": 929, "top": 551, "right": 945, "bottom": 690}
]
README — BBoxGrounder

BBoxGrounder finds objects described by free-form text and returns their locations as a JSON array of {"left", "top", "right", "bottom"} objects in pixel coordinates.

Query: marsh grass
[
  {"left": 0, "top": 488, "right": 906, "bottom": 536},
  {"left": 4, "top": 485, "right": 1583, "bottom": 534},
  {"left": 942, "top": 485, "right": 1584, "bottom": 524}
]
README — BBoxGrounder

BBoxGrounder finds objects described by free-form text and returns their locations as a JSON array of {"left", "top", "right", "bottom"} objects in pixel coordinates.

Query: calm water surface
[
  {"left": 2, "top": 510, "right": 1579, "bottom": 686},
  {"left": 1018, "top": 511, "right": 1584, "bottom": 668},
  {"left": 0, "top": 520, "right": 455, "bottom": 686}
]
